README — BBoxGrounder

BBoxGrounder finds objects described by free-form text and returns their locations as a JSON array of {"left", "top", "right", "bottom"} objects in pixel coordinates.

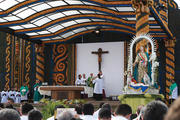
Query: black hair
[
  {"left": 143, "top": 100, "right": 168, "bottom": 120},
  {"left": 102, "top": 103, "right": 111, "bottom": 112},
  {"left": 98, "top": 108, "right": 111, "bottom": 119},
  {"left": 28, "top": 110, "right": 43, "bottom": 120},
  {"left": 21, "top": 103, "right": 34, "bottom": 115},
  {"left": 115, "top": 104, "right": 132, "bottom": 116},
  {"left": 5, "top": 104, "right": 14, "bottom": 109},
  {"left": 83, "top": 103, "right": 94, "bottom": 115},
  {"left": 0, "top": 103, "right": 4, "bottom": 108},
  {"left": 99, "top": 102, "right": 104, "bottom": 108},
  {"left": 7, "top": 98, "right": 14, "bottom": 103},
  {"left": 0, "top": 109, "right": 20, "bottom": 120},
  {"left": 130, "top": 114, "right": 137, "bottom": 120},
  {"left": 75, "top": 105, "right": 82, "bottom": 114},
  {"left": 98, "top": 74, "right": 101, "bottom": 79}
]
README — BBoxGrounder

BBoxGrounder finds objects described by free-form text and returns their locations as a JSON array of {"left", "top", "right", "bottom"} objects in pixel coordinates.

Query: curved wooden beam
[
  {"left": 42, "top": 28, "right": 135, "bottom": 44},
  {"left": 0, "top": 0, "right": 40, "bottom": 17},
  {"left": 30, "top": 22, "right": 135, "bottom": 39},
  {"left": 15, "top": 14, "right": 135, "bottom": 33},
  {"left": 0, "top": 0, "right": 132, "bottom": 17},
  {"left": 0, "top": 5, "right": 135, "bottom": 27},
  {"left": 85, "top": 0, "right": 132, "bottom": 6}
]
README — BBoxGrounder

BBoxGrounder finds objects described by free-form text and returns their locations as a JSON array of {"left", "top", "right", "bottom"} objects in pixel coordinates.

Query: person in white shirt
[
  {"left": 82, "top": 74, "right": 87, "bottom": 86},
  {"left": 169, "top": 79, "right": 178, "bottom": 104},
  {"left": 75, "top": 74, "right": 83, "bottom": 86},
  {"left": 113, "top": 104, "right": 132, "bottom": 120},
  {"left": 80, "top": 103, "right": 95, "bottom": 120},
  {"left": 15, "top": 89, "right": 21, "bottom": 103},
  {"left": 8, "top": 88, "right": 16, "bottom": 102},
  {"left": 1, "top": 88, "right": 8, "bottom": 103},
  {"left": 20, "top": 103, "right": 34, "bottom": 120},
  {"left": 92, "top": 73, "right": 104, "bottom": 101}
]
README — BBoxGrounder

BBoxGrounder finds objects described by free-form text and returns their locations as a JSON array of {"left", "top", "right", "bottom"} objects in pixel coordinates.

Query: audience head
[
  {"left": 57, "top": 111, "right": 74, "bottom": 120},
  {"left": 165, "top": 97, "right": 180, "bottom": 120},
  {"left": 115, "top": 104, "right": 132, "bottom": 119},
  {"left": 0, "top": 108, "right": 20, "bottom": 120},
  {"left": 5, "top": 104, "right": 14, "bottom": 109},
  {"left": 7, "top": 98, "right": 14, "bottom": 104},
  {"left": 75, "top": 105, "right": 82, "bottom": 115},
  {"left": 21, "top": 103, "right": 34, "bottom": 115},
  {"left": 102, "top": 103, "right": 111, "bottom": 112},
  {"left": 142, "top": 100, "right": 168, "bottom": 120},
  {"left": 98, "top": 108, "right": 111, "bottom": 120},
  {"left": 28, "top": 109, "right": 43, "bottom": 120},
  {"left": 130, "top": 114, "right": 137, "bottom": 120},
  {"left": 83, "top": 103, "right": 94, "bottom": 115},
  {"left": 0, "top": 103, "right": 4, "bottom": 110},
  {"left": 99, "top": 102, "right": 104, "bottom": 109}
]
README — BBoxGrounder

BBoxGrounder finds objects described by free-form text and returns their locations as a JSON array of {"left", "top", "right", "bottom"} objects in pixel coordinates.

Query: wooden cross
[{"left": 92, "top": 48, "right": 109, "bottom": 72}]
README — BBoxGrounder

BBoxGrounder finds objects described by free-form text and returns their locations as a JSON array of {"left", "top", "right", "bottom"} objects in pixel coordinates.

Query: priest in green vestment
[
  {"left": 20, "top": 82, "right": 29, "bottom": 102},
  {"left": 33, "top": 80, "right": 42, "bottom": 103},
  {"left": 169, "top": 79, "right": 178, "bottom": 104}
]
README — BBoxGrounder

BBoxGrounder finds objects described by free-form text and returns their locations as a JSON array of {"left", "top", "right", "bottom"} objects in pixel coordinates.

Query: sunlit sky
[{"left": 174, "top": 0, "right": 180, "bottom": 8}]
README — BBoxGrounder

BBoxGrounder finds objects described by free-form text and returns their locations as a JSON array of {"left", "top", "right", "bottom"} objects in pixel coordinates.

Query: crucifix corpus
[{"left": 92, "top": 48, "right": 109, "bottom": 72}]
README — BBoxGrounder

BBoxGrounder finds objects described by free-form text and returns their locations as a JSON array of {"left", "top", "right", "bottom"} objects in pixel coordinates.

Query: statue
[
  {"left": 133, "top": 46, "right": 151, "bottom": 84},
  {"left": 124, "top": 35, "right": 160, "bottom": 94}
]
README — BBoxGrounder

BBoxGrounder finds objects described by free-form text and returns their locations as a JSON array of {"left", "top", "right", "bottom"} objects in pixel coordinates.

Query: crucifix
[{"left": 92, "top": 48, "right": 109, "bottom": 72}]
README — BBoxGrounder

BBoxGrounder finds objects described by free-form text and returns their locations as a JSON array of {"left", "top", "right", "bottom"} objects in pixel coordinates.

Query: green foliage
[{"left": 40, "top": 99, "right": 86, "bottom": 120}]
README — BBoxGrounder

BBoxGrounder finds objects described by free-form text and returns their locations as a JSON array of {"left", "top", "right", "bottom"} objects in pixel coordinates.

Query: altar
[
  {"left": 39, "top": 86, "right": 84, "bottom": 100},
  {"left": 39, "top": 86, "right": 93, "bottom": 100}
]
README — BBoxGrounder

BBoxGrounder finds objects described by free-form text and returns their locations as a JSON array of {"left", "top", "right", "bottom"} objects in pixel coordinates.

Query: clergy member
[
  {"left": 1, "top": 87, "right": 8, "bottom": 103},
  {"left": 8, "top": 88, "right": 16, "bottom": 102},
  {"left": 82, "top": 74, "right": 87, "bottom": 86},
  {"left": 86, "top": 73, "right": 95, "bottom": 87},
  {"left": 75, "top": 74, "right": 83, "bottom": 86},
  {"left": 15, "top": 88, "right": 21, "bottom": 103},
  {"left": 20, "top": 82, "right": 29, "bottom": 102},
  {"left": 33, "top": 79, "right": 42, "bottom": 103},
  {"left": 169, "top": 79, "right": 178, "bottom": 104},
  {"left": 92, "top": 73, "right": 104, "bottom": 101}
]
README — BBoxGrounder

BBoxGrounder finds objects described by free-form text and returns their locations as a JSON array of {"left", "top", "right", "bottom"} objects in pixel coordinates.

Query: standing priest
[
  {"left": 33, "top": 80, "right": 42, "bottom": 103},
  {"left": 92, "top": 72, "right": 104, "bottom": 101}
]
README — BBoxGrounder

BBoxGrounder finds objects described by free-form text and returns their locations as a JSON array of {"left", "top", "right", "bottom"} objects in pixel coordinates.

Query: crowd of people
[
  {"left": 0, "top": 80, "right": 42, "bottom": 104},
  {"left": 0, "top": 97, "right": 180, "bottom": 120}
]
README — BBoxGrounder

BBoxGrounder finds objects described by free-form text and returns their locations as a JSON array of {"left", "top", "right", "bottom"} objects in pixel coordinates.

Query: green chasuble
[
  {"left": 169, "top": 83, "right": 177, "bottom": 95},
  {"left": 20, "top": 86, "right": 28, "bottom": 96},
  {"left": 33, "top": 83, "right": 42, "bottom": 102},
  {"left": 86, "top": 77, "right": 94, "bottom": 87}
]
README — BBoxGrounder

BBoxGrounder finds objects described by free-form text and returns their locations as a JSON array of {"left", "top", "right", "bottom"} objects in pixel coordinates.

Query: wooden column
[
  {"left": 164, "top": 39, "right": 175, "bottom": 104},
  {"left": 35, "top": 44, "right": 45, "bottom": 82},
  {"left": 132, "top": 0, "right": 154, "bottom": 51}
]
